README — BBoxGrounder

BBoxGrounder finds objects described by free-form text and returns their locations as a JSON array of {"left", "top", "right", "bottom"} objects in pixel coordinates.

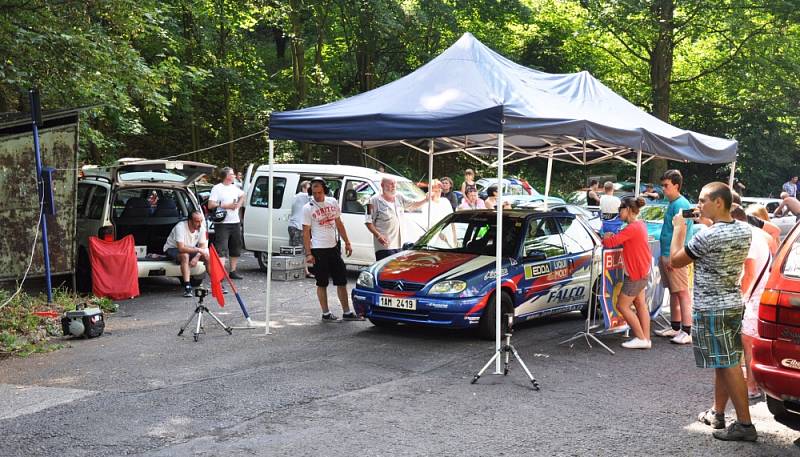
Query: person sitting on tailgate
[{"left": 164, "top": 211, "right": 209, "bottom": 297}]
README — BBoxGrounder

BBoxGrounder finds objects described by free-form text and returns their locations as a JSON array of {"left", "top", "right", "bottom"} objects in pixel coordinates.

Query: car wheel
[
  {"left": 580, "top": 279, "right": 602, "bottom": 319},
  {"left": 190, "top": 275, "right": 205, "bottom": 287},
  {"left": 368, "top": 318, "right": 397, "bottom": 328},
  {"left": 75, "top": 247, "right": 92, "bottom": 294},
  {"left": 479, "top": 291, "right": 513, "bottom": 340},
  {"left": 767, "top": 395, "right": 790, "bottom": 420},
  {"left": 256, "top": 251, "right": 269, "bottom": 272}
]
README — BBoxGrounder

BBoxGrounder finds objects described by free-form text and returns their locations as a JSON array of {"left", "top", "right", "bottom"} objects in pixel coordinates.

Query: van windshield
[{"left": 377, "top": 180, "right": 426, "bottom": 201}]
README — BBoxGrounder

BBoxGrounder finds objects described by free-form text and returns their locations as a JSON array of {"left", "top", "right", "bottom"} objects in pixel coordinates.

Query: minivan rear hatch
[{"left": 114, "top": 160, "right": 215, "bottom": 187}]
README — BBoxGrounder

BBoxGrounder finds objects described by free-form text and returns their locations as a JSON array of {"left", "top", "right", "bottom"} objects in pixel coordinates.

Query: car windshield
[{"left": 414, "top": 213, "right": 522, "bottom": 257}]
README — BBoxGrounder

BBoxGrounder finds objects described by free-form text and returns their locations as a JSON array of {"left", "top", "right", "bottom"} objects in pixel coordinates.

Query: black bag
[{"left": 211, "top": 206, "right": 227, "bottom": 223}]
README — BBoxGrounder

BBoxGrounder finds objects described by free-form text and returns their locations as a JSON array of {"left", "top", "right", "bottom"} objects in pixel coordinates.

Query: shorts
[
  {"left": 621, "top": 275, "right": 648, "bottom": 296},
  {"left": 165, "top": 247, "right": 180, "bottom": 263},
  {"left": 288, "top": 226, "right": 304, "bottom": 251},
  {"left": 692, "top": 308, "right": 744, "bottom": 368},
  {"left": 375, "top": 249, "right": 400, "bottom": 261},
  {"left": 310, "top": 247, "right": 347, "bottom": 287},
  {"left": 659, "top": 256, "right": 689, "bottom": 292},
  {"left": 214, "top": 223, "right": 243, "bottom": 258}
]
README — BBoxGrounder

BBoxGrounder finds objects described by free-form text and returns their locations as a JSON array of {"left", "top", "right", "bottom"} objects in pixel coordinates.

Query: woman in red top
[{"left": 602, "top": 196, "right": 652, "bottom": 349}]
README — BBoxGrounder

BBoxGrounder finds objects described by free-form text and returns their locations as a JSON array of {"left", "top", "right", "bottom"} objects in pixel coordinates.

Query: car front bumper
[{"left": 351, "top": 288, "right": 485, "bottom": 329}]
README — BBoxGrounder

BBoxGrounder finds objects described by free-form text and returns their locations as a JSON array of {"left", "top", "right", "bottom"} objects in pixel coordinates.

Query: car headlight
[
  {"left": 429, "top": 280, "right": 467, "bottom": 295},
  {"left": 356, "top": 271, "right": 374, "bottom": 288}
]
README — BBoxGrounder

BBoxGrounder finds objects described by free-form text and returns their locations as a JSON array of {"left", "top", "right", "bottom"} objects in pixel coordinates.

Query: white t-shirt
[
  {"left": 421, "top": 197, "right": 453, "bottom": 229},
  {"left": 302, "top": 197, "right": 340, "bottom": 249},
  {"left": 366, "top": 194, "right": 409, "bottom": 251},
  {"left": 599, "top": 194, "right": 621, "bottom": 215},
  {"left": 209, "top": 183, "right": 244, "bottom": 224},
  {"left": 742, "top": 226, "right": 772, "bottom": 336},
  {"left": 164, "top": 220, "right": 207, "bottom": 251}
]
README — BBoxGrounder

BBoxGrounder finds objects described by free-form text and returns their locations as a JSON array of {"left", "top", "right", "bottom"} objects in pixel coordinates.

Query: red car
[{"left": 752, "top": 220, "right": 800, "bottom": 429}]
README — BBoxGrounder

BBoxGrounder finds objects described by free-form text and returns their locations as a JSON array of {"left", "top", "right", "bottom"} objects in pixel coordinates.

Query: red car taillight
[{"left": 758, "top": 288, "right": 800, "bottom": 339}]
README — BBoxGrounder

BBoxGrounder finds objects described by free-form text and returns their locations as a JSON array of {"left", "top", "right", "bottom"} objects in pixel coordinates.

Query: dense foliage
[{"left": 1, "top": 0, "right": 798, "bottom": 197}]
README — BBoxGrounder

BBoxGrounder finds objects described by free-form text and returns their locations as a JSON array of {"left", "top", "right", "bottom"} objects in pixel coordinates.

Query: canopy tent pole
[
  {"left": 728, "top": 161, "right": 736, "bottom": 187},
  {"left": 494, "top": 133, "right": 504, "bottom": 374},
  {"left": 543, "top": 154, "right": 553, "bottom": 211},
  {"left": 635, "top": 147, "right": 642, "bottom": 198},
  {"left": 427, "top": 139, "right": 434, "bottom": 229},
  {"left": 264, "top": 140, "right": 275, "bottom": 335}
]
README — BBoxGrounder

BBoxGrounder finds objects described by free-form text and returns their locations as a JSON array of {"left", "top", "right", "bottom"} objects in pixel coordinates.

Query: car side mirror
[
  {"left": 524, "top": 250, "right": 547, "bottom": 261},
  {"left": 402, "top": 242, "right": 415, "bottom": 250}
]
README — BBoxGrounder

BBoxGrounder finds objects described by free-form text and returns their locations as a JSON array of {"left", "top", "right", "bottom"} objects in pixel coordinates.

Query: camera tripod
[
  {"left": 471, "top": 314, "right": 540, "bottom": 390},
  {"left": 178, "top": 288, "right": 232, "bottom": 342}
]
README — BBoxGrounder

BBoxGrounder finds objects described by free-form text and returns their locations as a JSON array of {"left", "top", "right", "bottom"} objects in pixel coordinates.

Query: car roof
[
  {"left": 253, "top": 163, "right": 412, "bottom": 182},
  {"left": 450, "top": 209, "right": 574, "bottom": 220},
  {"left": 741, "top": 197, "right": 780, "bottom": 203}
]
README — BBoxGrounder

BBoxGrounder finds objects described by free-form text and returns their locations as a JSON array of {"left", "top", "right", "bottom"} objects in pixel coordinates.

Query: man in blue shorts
[{"left": 670, "top": 182, "right": 756, "bottom": 442}]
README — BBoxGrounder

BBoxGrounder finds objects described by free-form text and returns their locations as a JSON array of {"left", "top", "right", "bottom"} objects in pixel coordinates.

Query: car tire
[
  {"left": 75, "top": 247, "right": 92, "bottom": 294},
  {"left": 190, "top": 275, "right": 204, "bottom": 287},
  {"left": 767, "top": 395, "right": 790, "bottom": 420},
  {"left": 368, "top": 318, "right": 397, "bottom": 328},
  {"left": 479, "top": 291, "right": 513, "bottom": 341},
  {"left": 580, "top": 279, "right": 602, "bottom": 319},
  {"left": 256, "top": 251, "right": 269, "bottom": 272}
]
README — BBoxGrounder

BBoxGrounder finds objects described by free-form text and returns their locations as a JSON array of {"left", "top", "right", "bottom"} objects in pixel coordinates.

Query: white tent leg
[
  {"left": 265, "top": 140, "right": 274, "bottom": 335},
  {"left": 428, "top": 139, "right": 434, "bottom": 229},
  {"left": 495, "top": 133, "right": 504, "bottom": 374},
  {"left": 635, "top": 147, "right": 642, "bottom": 197},
  {"left": 544, "top": 154, "right": 553, "bottom": 211},
  {"left": 728, "top": 161, "right": 736, "bottom": 187}
]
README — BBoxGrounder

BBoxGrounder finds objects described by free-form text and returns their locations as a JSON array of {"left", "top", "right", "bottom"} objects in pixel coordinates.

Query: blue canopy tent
[{"left": 264, "top": 33, "right": 738, "bottom": 363}]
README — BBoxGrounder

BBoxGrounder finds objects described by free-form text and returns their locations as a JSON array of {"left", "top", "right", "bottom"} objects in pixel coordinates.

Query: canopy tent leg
[
  {"left": 635, "top": 147, "right": 642, "bottom": 198},
  {"left": 495, "top": 133, "right": 504, "bottom": 374},
  {"left": 264, "top": 140, "right": 275, "bottom": 335},
  {"left": 728, "top": 161, "right": 736, "bottom": 187},
  {"left": 428, "top": 139, "right": 434, "bottom": 229},
  {"left": 543, "top": 154, "right": 553, "bottom": 211}
]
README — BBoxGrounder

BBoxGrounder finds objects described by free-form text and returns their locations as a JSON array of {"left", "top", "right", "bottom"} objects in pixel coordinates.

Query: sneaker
[
  {"left": 670, "top": 330, "right": 692, "bottom": 345},
  {"left": 342, "top": 312, "right": 364, "bottom": 321},
  {"left": 183, "top": 286, "right": 193, "bottom": 298},
  {"left": 621, "top": 338, "right": 652, "bottom": 349},
  {"left": 220, "top": 283, "right": 229, "bottom": 295},
  {"left": 229, "top": 271, "right": 244, "bottom": 280},
  {"left": 697, "top": 408, "right": 726, "bottom": 429},
  {"left": 321, "top": 313, "right": 340, "bottom": 323},
  {"left": 712, "top": 421, "right": 757, "bottom": 442},
  {"left": 654, "top": 327, "right": 679, "bottom": 337}
]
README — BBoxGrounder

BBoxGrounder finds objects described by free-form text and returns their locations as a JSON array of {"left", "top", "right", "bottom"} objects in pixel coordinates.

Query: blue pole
[{"left": 29, "top": 90, "right": 52, "bottom": 303}]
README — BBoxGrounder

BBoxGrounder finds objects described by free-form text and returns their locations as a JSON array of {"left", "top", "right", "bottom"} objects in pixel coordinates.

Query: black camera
[
  {"left": 681, "top": 208, "right": 697, "bottom": 219},
  {"left": 194, "top": 287, "right": 209, "bottom": 298}
]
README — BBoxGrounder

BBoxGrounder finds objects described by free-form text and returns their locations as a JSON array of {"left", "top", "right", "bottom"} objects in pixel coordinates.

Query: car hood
[{"left": 376, "top": 250, "right": 496, "bottom": 284}]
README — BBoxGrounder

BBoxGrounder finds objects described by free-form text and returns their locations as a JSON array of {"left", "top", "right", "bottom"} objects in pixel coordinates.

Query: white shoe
[
  {"left": 654, "top": 327, "right": 679, "bottom": 337},
  {"left": 670, "top": 330, "right": 692, "bottom": 345},
  {"left": 621, "top": 338, "right": 652, "bottom": 349}
]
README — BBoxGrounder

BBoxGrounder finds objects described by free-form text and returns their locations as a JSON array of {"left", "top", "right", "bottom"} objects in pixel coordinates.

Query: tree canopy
[{"left": 1, "top": 0, "right": 798, "bottom": 197}]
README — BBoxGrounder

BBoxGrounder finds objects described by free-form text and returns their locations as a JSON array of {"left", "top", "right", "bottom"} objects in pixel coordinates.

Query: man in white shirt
[
  {"left": 599, "top": 181, "right": 621, "bottom": 220},
  {"left": 303, "top": 177, "right": 359, "bottom": 322},
  {"left": 164, "top": 211, "right": 209, "bottom": 297},
  {"left": 208, "top": 167, "right": 245, "bottom": 279},
  {"left": 365, "top": 177, "right": 428, "bottom": 261},
  {"left": 289, "top": 180, "right": 312, "bottom": 276}
]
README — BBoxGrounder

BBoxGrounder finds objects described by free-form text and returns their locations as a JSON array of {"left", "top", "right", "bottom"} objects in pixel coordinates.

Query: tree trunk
[
  {"left": 648, "top": 0, "right": 675, "bottom": 182},
  {"left": 289, "top": 0, "right": 306, "bottom": 107}
]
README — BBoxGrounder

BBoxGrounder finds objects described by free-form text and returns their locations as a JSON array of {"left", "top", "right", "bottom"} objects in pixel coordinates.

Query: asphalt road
[{"left": 0, "top": 254, "right": 798, "bottom": 457}]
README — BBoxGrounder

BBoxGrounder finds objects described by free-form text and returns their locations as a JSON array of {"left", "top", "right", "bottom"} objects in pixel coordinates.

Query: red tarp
[{"left": 88, "top": 235, "right": 139, "bottom": 299}]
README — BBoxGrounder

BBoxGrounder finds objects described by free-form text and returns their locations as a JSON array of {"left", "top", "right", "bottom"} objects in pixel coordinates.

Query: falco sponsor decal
[
  {"left": 484, "top": 268, "right": 508, "bottom": 280},
  {"left": 548, "top": 285, "right": 585, "bottom": 303},
  {"left": 524, "top": 263, "right": 551, "bottom": 279},
  {"left": 781, "top": 358, "right": 800, "bottom": 371}
]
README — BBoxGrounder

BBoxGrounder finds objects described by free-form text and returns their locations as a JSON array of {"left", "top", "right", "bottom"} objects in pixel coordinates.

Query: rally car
[{"left": 352, "top": 209, "right": 602, "bottom": 339}]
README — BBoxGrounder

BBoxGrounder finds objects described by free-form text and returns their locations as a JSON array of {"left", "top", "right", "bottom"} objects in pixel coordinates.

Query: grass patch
[{"left": 0, "top": 289, "right": 117, "bottom": 358}]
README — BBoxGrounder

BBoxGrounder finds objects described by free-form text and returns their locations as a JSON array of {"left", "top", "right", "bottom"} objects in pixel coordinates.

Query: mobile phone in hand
[{"left": 681, "top": 208, "right": 697, "bottom": 219}]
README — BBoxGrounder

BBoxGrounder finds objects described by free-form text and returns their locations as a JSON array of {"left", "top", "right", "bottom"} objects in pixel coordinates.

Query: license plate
[{"left": 378, "top": 296, "right": 417, "bottom": 310}]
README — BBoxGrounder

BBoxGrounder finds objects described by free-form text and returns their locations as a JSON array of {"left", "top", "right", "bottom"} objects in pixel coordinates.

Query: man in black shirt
[{"left": 440, "top": 176, "right": 458, "bottom": 210}]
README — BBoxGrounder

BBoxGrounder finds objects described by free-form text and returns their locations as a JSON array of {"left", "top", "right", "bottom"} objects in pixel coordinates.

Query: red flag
[{"left": 208, "top": 245, "right": 226, "bottom": 307}]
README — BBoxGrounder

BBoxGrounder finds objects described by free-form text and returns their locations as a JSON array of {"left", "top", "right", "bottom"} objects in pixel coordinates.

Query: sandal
[{"left": 747, "top": 388, "right": 763, "bottom": 400}]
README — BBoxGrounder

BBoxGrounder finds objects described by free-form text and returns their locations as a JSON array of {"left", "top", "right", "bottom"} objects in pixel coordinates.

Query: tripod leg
[
  {"left": 194, "top": 310, "right": 203, "bottom": 342},
  {"left": 503, "top": 345, "right": 511, "bottom": 376},
  {"left": 178, "top": 308, "right": 199, "bottom": 336},
  {"left": 206, "top": 310, "right": 233, "bottom": 335},
  {"left": 509, "top": 345, "right": 540, "bottom": 390},
  {"left": 471, "top": 351, "right": 499, "bottom": 384}
]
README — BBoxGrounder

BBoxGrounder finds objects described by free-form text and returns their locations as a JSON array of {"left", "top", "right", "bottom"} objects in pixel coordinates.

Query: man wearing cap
[{"left": 303, "top": 177, "right": 360, "bottom": 322}]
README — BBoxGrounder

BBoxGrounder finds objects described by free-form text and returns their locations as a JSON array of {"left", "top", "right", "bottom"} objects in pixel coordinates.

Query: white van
[{"left": 242, "top": 164, "right": 433, "bottom": 269}]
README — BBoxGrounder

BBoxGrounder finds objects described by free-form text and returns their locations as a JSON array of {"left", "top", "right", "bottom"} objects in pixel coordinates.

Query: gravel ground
[{"left": 0, "top": 254, "right": 798, "bottom": 456}]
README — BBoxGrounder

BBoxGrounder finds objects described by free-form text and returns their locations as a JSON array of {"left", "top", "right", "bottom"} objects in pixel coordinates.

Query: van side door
[
  {"left": 341, "top": 177, "right": 377, "bottom": 265},
  {"left": 243, "top": 172, "right": 294, "bottom": 253}
]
